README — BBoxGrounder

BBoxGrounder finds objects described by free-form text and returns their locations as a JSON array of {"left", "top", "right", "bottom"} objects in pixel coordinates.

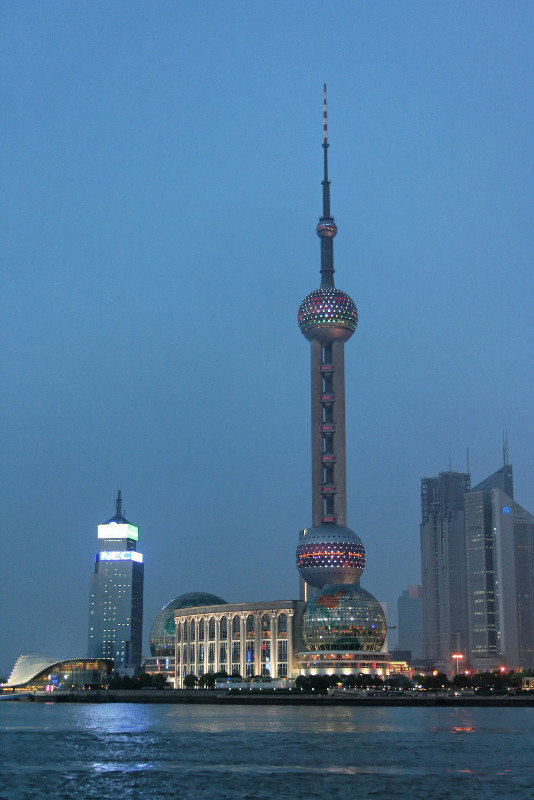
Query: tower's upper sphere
[
  {"left": 316, "top": 218, "right": 337, "bottom": 239},
  {"left": 296, "top": 523, "right": 365, "bottom": 588},
  {"left": 302, "top": 584, "right": 386, "bottom": 651},
  {"left": 298, "top": 288, "right": 358, "bottom": 344}
]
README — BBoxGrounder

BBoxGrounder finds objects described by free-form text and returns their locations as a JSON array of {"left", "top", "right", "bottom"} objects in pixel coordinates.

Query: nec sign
[{"left": 99, "top": 551, "right": 143, "bottom": 564}]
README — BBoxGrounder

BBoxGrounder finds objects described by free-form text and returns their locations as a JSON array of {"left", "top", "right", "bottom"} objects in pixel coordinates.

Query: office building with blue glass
[{"left": 88, "top": 491, "right": 144, "bottom": 669}]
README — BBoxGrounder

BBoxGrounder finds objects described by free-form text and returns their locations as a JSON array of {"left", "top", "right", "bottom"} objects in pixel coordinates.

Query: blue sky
[{"left": 1, "top": 1, "right": 533, "bottom": 676}]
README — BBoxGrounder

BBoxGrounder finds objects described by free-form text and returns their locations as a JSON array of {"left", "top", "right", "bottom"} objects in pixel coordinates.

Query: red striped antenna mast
[{"left": 323, "top": 83, "right": 328, "bottom": 145}]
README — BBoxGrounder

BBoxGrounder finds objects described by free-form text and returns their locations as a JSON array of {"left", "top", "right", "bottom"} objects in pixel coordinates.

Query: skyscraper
[
  {"left": 398, "top": 585, "right": 423, "bottom": 660},
  {"left": 492, "top": 489, "right": 534, "bottom": 668},
  {"left": 420, "top": 471, "right": 470, "bottom": 662},
  {"left": 466, "top": 464, "right": 534, "bottom": 669},
  {"left": 295, "top": 86, "right": 386, "bottom": 660},
  {"left": 421, "top": 459, "right": 534, "bottom": 670},
  {"left": 88, "top": 491, "right": 144, "bottom": 669},
  {"left": 465, "top": 465, "right": 513, "bottom": 665}
]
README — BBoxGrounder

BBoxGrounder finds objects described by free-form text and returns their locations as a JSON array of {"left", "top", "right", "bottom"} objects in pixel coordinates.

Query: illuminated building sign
[
  {"left": 99, "top": 551, "right": 143, "bottom": 563},
  {"left": 97, "top": 522, "right": 139, "bottom": 541}
]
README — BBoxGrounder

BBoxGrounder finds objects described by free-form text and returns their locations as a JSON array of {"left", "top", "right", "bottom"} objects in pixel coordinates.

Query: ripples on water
[{"left": 0, "top": 703, "right": 532, "bottom": 799}]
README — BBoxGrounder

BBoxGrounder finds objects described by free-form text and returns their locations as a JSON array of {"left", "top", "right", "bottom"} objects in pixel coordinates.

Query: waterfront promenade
[{"left": 5, "top": 688, "right": 534, "bottom": 706}]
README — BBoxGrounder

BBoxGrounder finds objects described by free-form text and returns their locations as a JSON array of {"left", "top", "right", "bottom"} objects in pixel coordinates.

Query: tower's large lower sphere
[
  {"left": 302, "top": 584, "right": 386, "bottom": 651},
  {"left": 296, "top": 524, "right": 365, "bottom": 588},
  {"left": 150, "top": 592, "right": 227, "bottom": 657},
  {"left": 298, "top": 287, "right": 358, "bottom": 344}
]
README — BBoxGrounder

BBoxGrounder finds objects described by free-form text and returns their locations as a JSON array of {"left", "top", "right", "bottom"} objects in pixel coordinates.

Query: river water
[{"left": 0, "top": 702, "right": 532, "bottom": 799}]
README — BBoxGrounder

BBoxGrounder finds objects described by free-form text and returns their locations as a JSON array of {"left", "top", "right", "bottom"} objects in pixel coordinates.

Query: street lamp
[{"left": 452, "top": 653, "right": 464, "bottom": 676}]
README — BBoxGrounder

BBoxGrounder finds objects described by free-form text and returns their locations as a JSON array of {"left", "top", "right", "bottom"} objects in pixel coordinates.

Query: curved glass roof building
[
  {"left": 2, "top": 654, "right": 113, "bottom": 692},
  {"left": 150, "top": 592, "right": 227, "bottom": 657}
]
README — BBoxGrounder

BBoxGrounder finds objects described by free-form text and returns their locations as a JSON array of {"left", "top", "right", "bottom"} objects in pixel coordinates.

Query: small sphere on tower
[
  {"left": 316, "top": 218, "right": 337, "bottom": 238},
  {"left": 298, "top": 287, "right": 358, "bottom": 344}
]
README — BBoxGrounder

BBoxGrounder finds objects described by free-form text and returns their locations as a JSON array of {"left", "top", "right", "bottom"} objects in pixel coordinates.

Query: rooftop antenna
[
  {"left": 449, "top": 454, "right": 452, "bottom": 472},
  {"left": 466, "top": 447, "right": 470, "bottom": 475},
  {"left": 319, "top": 83, "right": 336, "bottom": 289},
  {"left": 503, "top": 430, "right": 509, "bottom": 466},
  {"left": 116, "top": 489, "right": 122, "bottom": 517}
]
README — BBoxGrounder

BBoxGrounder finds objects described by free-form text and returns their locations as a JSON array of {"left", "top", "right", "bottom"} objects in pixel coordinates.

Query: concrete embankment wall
[{"left": 27, "top": 689, "right": 534, "bottom": 706}]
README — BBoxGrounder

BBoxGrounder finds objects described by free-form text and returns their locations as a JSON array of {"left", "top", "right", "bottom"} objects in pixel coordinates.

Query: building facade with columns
[{"left": 174, "top": 601, "right": 304, "bottom": 688}]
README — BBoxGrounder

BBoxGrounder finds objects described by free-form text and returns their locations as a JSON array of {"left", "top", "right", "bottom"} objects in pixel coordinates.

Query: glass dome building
[
  {"left": 150, "top": 592, "right": 227, "bottom": 657},
  {"left": 302, "top": 585, "right": 386, "bottom": 652}
]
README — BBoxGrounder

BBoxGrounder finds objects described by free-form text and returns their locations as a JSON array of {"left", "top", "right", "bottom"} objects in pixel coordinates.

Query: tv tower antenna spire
[{"left": 318, "top": 83, "right": 336, "bottom": 289}]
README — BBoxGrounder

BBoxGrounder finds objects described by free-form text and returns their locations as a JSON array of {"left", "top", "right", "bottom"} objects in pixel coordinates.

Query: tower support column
[
  {"left": 214, "top": 613, "right": 220, "bottom": 674},
  {"left": 287, "top": 610, "right": 295, "bottom": 677},
  {"left": 332, "top": 339, "right": 347, "bottom": 526},
  {"left": 310, "top": 339, "right": 324, "bottom": 527},
  {"left": 255, "top": 611, "right": 261, "bottom": 676},
  {"left": 270, "top": 611, "right": 277, "bottom": 677},
  {"left": 240, "top": 613, "right": 246, "bottom": 677}
]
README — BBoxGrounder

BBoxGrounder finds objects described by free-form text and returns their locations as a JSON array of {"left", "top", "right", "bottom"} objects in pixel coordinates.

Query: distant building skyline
[
  {"left": 397, "top": 585, "right": 423, "bottom": 660},
  {"left": 88, "top": 491, "right": 144, "bottom": 669},
  {"left": 421, "top": 462, "right": 534, "bottom": 670}
]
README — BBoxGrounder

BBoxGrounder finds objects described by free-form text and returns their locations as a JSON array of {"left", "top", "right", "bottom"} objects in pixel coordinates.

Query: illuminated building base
[
  {"left": 296, "top": 650, "right": 389, "bottom": 677},
  {"left": 143, "top": 656, "right": 175, "bottom": 681}
]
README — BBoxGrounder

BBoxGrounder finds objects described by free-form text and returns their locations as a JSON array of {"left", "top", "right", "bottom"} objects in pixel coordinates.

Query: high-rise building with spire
[
  {"left": 295, "top": 86, "right": 387, "bottom": 665},
  {"left": 88, "top": 491, "right": 144, "bottom": 670}
]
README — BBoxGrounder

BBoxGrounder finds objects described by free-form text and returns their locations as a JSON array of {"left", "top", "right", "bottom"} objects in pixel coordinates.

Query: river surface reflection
[{"left": 1, "top": 703, "right": 531, "bottom": 798}]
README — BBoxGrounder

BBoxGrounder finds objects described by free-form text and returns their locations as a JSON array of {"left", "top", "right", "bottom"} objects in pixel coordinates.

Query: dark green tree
[
  {"left": 472, "top": 671, "right": 506, "bottom": 693},
  {"left": 453, "top": 674, "right": 473, "bottom": 689},
  {"left": 343, "top": 674, "right": 363, "bottom": 688},
  {"left": 385, "top": 674, "right": 412, "bottom": 690},
  {"left": 134, "top": 672, "right": 154, "bottom": 688},
  {"left": 198, "top": 673, "right": 216, "bottom": 689},
  {"left": 152, "top": 673, "right": 168, "bottom": 689},
  {"left": 419, "top": 672, "right": 449, "bottom": 691}
]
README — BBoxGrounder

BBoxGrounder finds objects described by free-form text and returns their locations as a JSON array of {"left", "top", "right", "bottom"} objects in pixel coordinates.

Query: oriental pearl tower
[{"left": 296, "top": 86, "right": 386, "bottom": 654}]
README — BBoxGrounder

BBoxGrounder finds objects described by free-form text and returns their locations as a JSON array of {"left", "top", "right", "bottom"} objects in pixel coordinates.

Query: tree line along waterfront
[{"left": 101, "top": 667, "right": 533, "bottom": 695}]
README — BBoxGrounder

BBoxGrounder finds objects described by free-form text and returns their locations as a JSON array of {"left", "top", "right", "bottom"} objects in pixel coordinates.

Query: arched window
[
  {"left": 232, "top": 616, "right": 241, "bottom": 638},
  {"left": 246, "top": 615, "right": 255, "bottom": 638},
  {"left": 208, "top": 617, "right": 216, "bottom": 640},
  {"left": 277, "top": 613, "right": 288, "bottom": 638},
  {"left": 261, "top": 614, "right": 270, "bottom": 638},
  {"left": 182, "top": 622, "right": 188, "bottom": 642},
  {"left": 190, "top": 620, "right": 196, "bottom": 641},
  {"left": 198, "top": 618, "right": 205, "bottom": 640},
  {"left": 220, "top": 616, "right": 228, "bottom": 640},
  {"left": 176, "top": 622, "right": 182, "bottom": 643}
]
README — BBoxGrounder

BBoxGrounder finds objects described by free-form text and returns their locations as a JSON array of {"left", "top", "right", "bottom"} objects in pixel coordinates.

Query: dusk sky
[{"left": 1, "top": 2, "right": 533, "bottom": 678}]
